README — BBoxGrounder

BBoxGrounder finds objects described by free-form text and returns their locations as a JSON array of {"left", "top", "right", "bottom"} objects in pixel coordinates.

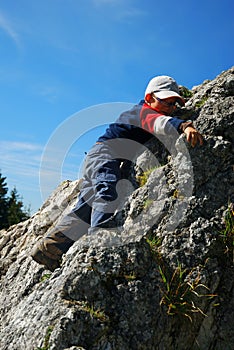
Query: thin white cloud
[
  {"left": 92, "top": 0, "right": 147, "bottom": 20},
  {"left": 0, "top": 140, "right": 43, "bottom": 211},
  {"left": 0, "top": 10, "right": 21, "bottom": 47},
  {"left": 0, "top": 140, "right": 81, "bottom": 211},
  {"left": 0, "top": 141, "right": 43, "bottom": 177},
  {"left": 92, "top": 0, "right": 121, "bottom": 5},
  {"left": 38, "top": 86, "right": 60, "bottom": 103},
  {"left": 0, "top": 141, "right": 42, "bottom": 152},
  {"left": 117, "top": 7, "right": 147, "bottom": 20}
]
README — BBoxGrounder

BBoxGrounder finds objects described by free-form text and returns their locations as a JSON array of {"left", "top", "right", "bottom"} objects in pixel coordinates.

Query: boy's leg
[
  {"left": 90, "top": 159, "right": 122, "bottom": 228},
  {"left": 31, "top": 145, "right": 122, "bottom": 270},
  {"left": 31, "top": 187, "right": 93, "bottom": 271}
]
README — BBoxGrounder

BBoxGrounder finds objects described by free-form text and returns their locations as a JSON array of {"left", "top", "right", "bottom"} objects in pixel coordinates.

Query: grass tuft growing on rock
[
  {"left": 80, "top": 301, "right": 109, "bottom": 322},
  {"left": 195, "top": 95, "right": 208, "bottom": 108},
  {"left": 136, "top": 166, "right": 159, "bottom": 187},
  {"left": 158, "top": 263, "right": 216, "bottom": 322},
  {"left": 40, "top": 273, "right": 51, "bottom": 283},
  {"left": 146, "top": 236, "right": 216, "bottom": 322},
  {"left": 220, "top": 203, "right": 234, "bottom": 262},
  {"left": 36, "top": 325, "right": 54, "bottom": 350}
]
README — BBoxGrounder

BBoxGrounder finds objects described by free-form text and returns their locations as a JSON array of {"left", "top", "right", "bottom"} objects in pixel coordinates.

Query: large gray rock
[{"left": 0, "top": 67, "right": 233, "bottom": 350}]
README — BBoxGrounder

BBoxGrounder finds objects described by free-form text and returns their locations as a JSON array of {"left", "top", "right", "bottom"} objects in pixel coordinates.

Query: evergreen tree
[
  {"left": 0, "top": 172, "right": 8, "bottom": 229},
  {"left": 0, "top": 172, "right": 30, "bottom": 229},
  {"left": 7, "top": 187, "right": 30, "bottom": 227}
]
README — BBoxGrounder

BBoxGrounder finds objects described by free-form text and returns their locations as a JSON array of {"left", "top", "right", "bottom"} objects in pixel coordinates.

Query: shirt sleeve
[
  {"left": 164, "top": 117, "right": 184, "bottom": 135},
  {"left": 141, "top": 111, "right": 184, "bottom": 136}
]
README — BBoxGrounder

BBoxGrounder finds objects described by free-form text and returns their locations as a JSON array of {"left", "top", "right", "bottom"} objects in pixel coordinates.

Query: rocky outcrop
[{"left": 0, "top": 67, "right": 233, "bottom": 350}]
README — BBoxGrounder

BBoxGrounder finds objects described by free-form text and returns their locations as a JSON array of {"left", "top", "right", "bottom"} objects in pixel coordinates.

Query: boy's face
[{"left": 147, "top": 94, "right": 178, "bottom": 115}]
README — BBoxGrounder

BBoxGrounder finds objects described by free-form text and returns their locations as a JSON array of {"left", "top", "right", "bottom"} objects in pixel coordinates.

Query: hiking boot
[
  {"left": 31, "top": 245, "right": 61, "bottom": 272},
  {"left": 31, "top": 229, "right": 74, "bottom": 271}
]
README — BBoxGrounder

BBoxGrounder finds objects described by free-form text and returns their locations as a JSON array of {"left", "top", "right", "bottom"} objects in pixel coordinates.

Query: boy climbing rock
[{"left": 32, "top": 75, "right": 203, "bottom": 271}]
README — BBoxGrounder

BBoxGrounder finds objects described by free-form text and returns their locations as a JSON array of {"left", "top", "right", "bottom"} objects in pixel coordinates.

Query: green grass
[
  {"left": 136, "top": 166, "right": 159, "bottom": 187},
  {"left": 220, "top": 203, "right": 234, "bottom": 261},
  {"left": 124, "top": 273, "right": 136, "bottom": 281},
  {"left": 179, "top": 86, "right": 193, "bottom": 99},
  {"left": 195, "top": 96, "right": 208, "bottom": 108},
  {"left": 62, "top": 298, "right": 108, "bottom": 322},
  {"left": 146, "top": 235, "right": 216, "bottom": 321},
  {"left": 143, "top": 199, "right": 154, "bottom": 210},
  {"left": 221, "top": 204, "right": 234, "bottom": 240},
  {"left": 40, "top": 273, "right": 51, "bottom": 283},
  {"left": 172, "top": 189, "right": 185, "bottom": 200},
  {"left": 36, "top": 325, "right": 54, "bottom": 350},
  {"left": 80, "top": 302, "right": 109, "bottom": 322},
  {"left": 146, "top": 236, "right": 162, "bottom": 251},
  {"left": 159, "top": 263, "right": 216, "bottom": 322}
]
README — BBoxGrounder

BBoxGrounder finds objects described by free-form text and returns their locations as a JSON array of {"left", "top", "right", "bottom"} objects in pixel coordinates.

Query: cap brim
[
  {"left": 155, "top": 91, "right": 185, "bottom": 106},
  {"left": 154, "top": 91, "right": 185, "bottom": 106}
]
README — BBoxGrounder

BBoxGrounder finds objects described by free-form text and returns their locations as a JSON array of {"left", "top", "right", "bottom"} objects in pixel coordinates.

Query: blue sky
[{"left": 0, "top": 0, "right": 233, "bottom": 214}]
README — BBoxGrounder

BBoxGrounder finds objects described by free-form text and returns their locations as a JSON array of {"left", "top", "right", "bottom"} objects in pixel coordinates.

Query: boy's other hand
[{"left": 184, "top": 127, "right": 203, "bottom": 147}]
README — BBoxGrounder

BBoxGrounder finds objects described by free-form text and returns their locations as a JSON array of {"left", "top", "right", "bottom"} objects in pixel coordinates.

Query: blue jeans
[
  {"left": 46, "top": 143, "right": 123, "bottom": 248},
  {"left": 73, "top": 142, "right": 122, "bottom": 228}
]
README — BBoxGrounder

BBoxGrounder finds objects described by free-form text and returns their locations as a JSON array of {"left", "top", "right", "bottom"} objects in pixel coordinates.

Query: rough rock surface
[{"left": 0, "top": 67, "right": 233, "bottom": 350}]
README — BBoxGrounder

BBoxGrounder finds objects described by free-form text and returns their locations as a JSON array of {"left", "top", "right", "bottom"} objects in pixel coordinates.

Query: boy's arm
[
  {"left": 167, "top": 118, "right": 203, "bottom": 147},
  {"left": 141, "top": 111, "right": 203, "bottom": 147}
]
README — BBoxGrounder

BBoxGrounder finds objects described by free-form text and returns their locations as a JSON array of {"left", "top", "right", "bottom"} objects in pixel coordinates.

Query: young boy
[{"left": 31, "top": 75, "right": 203, "bottom": 271}]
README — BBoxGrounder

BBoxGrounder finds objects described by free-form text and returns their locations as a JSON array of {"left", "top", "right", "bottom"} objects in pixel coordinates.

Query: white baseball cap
[{"left": 145, "top": 75, "right": 185, "bottom": 105}]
